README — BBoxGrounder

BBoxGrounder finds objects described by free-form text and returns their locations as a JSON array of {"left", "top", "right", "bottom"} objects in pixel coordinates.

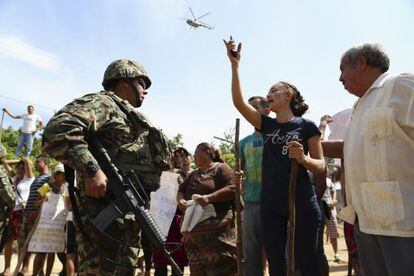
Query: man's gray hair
[{"left": 342, "top": 43, "right": 390, "bottom": 73}]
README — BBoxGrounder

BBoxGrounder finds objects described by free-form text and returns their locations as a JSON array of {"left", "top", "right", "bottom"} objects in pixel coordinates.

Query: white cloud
[{"left": 0, "top": 35, "right": 60, "bottom": 71}]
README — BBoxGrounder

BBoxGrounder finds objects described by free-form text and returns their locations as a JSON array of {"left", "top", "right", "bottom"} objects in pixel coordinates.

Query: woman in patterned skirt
[{"left": 178, "top": 143, "right": 237, "bottom": 275}]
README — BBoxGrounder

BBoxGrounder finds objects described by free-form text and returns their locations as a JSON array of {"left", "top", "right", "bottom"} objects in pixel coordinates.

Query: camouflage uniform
[
  {"left": 0, "top": 148, "right": 15, "bottom": 223},
  {"left": 0, "top": 152, "right": 15, "bottom": 247},
  {"left": 43, "top": 60, "right": 171, "bottom": 275}
]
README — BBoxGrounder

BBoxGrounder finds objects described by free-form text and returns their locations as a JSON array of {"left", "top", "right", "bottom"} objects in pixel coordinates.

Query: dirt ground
[{"left": 0, "top": 223, "right": 351, "bottom": 275}]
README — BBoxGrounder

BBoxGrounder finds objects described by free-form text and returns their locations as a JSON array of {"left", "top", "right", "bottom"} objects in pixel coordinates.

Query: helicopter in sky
[{"left": 179, "top": 7, "right": 214, "bottom": 30}]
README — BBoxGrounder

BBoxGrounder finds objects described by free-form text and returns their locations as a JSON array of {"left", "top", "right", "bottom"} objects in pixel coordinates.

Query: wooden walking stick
[
  {"left": 287, "top": 158, "right": 298, "bottom": 276},
  {"left": 234, "top": 118, "right": 244, "bottom": 276}
]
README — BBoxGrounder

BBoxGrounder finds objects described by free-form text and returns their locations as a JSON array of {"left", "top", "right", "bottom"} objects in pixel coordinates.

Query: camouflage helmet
[{"left": 102, "top": 59, "right": 152, "bottom": 89}]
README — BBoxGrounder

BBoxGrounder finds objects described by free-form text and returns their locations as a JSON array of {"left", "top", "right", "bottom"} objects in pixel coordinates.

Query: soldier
[
  {"left": 43, "top": 59, "right": 171, "bottom": 275},
  {"left": 0, "top": 149, "right": 15, "bottom": 253}
]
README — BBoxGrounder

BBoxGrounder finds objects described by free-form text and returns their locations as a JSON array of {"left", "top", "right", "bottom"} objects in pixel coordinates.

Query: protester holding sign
[
  {"left": 153, "top": 148, "right": 191, "bottom": 276},
  {"left": 19, "top": 156, "right": 51, "bottom": 276},
  {"left": 29, "top": 163, "right": 68, "bottom": 276}
]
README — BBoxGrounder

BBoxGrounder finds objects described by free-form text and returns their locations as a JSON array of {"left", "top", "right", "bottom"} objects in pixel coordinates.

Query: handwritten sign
[
  {"left": 150, "top": 171, "right": 179, "bottom": 237},
  {"left": 28, "top": 193, "right": 68, "bottom": 252}
]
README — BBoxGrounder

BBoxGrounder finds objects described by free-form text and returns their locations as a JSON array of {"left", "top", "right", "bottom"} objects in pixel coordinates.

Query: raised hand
[
  {"left": 320, "top": 114, "right": 333, "bottom": 125},
  {"left": 223, "top": 39, "right": 242, "bottom": 67}
]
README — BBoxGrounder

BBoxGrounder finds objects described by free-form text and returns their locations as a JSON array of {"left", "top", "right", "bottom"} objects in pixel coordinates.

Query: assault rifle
[{"left": 85, "top": 136, "right": 182, "bottom": 275}]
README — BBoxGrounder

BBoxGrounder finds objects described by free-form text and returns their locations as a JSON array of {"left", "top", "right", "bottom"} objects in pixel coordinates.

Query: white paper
[
  {"left": 327, "top": 108, "right": 352, "bottom": 166},
  {"left": 150, "top": 171, "right": 180, "bottom": 237},
  {"left": 327, "top": 108, "right": 352, "bottom": 140},
  {"left": 28, "top": 193, "right": 68, "bottom": 252},
  {"left": 181, "top": 194, "right": 216, "bottom": 233}
]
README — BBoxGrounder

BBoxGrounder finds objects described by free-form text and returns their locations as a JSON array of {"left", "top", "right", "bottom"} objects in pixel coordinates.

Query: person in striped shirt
[{"left": 19, "top": 155, "right": 51, "bottom": 276}]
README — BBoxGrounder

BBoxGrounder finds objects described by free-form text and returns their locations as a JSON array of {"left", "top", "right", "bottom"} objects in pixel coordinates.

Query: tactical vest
[
  {"left": 102, "top": 92, "right": 172, "bottom": 191},
  {"left": 0, "top": 166, "right": 15, "bottom": 211}
]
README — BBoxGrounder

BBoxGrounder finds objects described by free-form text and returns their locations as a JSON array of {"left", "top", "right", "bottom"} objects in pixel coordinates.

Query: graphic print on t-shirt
[
  {"left": 244, "top": 140, "right": 263, "bottom": 183},
  {"left": 264, "top": 128, "right": 302, "bottom": 155}
]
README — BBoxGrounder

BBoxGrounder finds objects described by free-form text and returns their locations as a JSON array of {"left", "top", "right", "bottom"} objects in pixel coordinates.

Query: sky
[{"left": 1, "top": 0, "right": 414, "bottom": 153}]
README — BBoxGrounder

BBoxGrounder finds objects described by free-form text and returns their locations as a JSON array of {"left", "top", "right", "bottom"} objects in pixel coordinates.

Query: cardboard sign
[
  {"left": 28, "top": 193, "right": 68, "bottom": 252},
  {"left": 150, "top": 172, "right": 179, "bottom": 237}
]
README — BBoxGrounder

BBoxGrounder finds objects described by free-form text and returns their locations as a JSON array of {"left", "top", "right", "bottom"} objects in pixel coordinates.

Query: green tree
[
  {"left": 222, "top": 152, "right": 236, "bottom": 168},
  {"left": 1, "top": 126, "right": 44, "bottom": 160},
  {"left": 1, "top": 127, "right": 71, "bottom": 173},
  {"left": 215, "top": 128, "right": 237, "bottom": 168},
  {"left": 169, "top": 133, "right": 184, "bottom": 149},
  {"left": 218, "top": 127, "right": 235, "bottom": 154}
]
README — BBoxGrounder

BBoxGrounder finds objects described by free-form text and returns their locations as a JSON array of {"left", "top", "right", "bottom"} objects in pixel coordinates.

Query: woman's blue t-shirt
[{"left": 259, "top": 114, "right": 321, "bottom": 214}]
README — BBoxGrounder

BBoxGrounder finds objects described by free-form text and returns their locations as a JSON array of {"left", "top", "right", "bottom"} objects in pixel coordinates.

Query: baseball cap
[{"left": 53, "top": 163, "right": 65, "bottom": 174}]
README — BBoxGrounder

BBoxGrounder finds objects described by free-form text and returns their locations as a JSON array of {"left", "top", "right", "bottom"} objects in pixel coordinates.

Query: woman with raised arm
[
  {"left": 224, "top": 40, "right": 325, "bottom": 276},
  {"left": 1, "top": 157, "right": 34, "bottom": 276}
]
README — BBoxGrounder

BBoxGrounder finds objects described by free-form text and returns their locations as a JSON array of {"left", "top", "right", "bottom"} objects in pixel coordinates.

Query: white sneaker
[{"left": 334, "top": 253, "right": 341, "bottom": 262}]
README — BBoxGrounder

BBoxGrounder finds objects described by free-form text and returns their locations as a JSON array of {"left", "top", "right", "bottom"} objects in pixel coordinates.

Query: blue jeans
[
  {"left": 15, "top": 132, "right": 35, "bottom": 157},
  {"left": 355, "top": 221, "right": 414, "bottom": 276},
  {"left": 242, "top": 201, "right": 264, "bottom": 276},
  {"left": 261, "top": 199, "right": 322, "bottom": 276}
]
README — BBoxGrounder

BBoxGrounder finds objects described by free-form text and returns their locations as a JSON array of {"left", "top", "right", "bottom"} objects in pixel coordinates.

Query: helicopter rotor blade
[
  {"left": 197, "top": 12, "right": 211, "bottom": 20},
  {"left": 177, "top": 18, "right": 188, "bottom": 20},
  {"left": 189, "top": 7, "right": 196, "bottom": 19}
]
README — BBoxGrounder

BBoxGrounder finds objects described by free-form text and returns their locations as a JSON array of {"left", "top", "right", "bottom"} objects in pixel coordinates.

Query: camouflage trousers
[{"left": 75, "top": 198, "right": 142, "bottom": 276}]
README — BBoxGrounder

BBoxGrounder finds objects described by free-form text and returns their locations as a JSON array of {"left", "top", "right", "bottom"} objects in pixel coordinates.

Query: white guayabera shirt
[{"left": 340, "top": 72, "right": 414, "bottom": 237}]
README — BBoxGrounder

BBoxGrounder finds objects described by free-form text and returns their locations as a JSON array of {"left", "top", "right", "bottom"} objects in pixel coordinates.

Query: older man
[{"left": 323, "top": 43, "right": 414, "bottom": 276}]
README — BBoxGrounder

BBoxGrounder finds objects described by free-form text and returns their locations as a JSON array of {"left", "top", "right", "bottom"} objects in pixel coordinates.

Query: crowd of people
[
  {"left": 0, "top": 154, "right": 76, "bottom": 276},
  {"left": 0, "top": 40, "right": 412, "bottom": 276}
]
